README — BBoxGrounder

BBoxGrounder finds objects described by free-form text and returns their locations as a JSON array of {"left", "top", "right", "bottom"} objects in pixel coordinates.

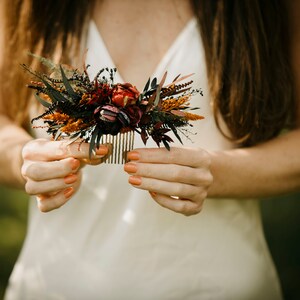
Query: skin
[
  {"left": 21, "top": 139, "right": 109, "bottom": 212},
  {"left": 0, "top": 0, "right": 299, "bottom": 215}
]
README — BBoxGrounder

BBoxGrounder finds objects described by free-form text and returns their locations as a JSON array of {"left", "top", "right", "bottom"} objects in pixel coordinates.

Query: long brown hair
[
  {"left": 0, "top": 0, "right": 295, "bottom": 146},
  {"left": 0, "top": 0, "right": 93, "bottom": 126},
  {"left": 193, "top": 0, "right": 294, "bottom": 146}
]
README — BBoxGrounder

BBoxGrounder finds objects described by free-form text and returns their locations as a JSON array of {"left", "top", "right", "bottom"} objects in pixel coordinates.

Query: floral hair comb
[{"left": 22, "top": 55, "right": 204, "bottom": 164}]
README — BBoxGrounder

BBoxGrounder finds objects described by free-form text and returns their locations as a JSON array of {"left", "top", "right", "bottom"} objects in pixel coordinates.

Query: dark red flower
[
  {"left": 124, "top": 105, "right": 143, "bottom": 126},
  {"left": 88, "top": 83, "right": 113, "bottom": 105},
  {"left": 111, "top": 83, "right": 140, "bottom": 107}
]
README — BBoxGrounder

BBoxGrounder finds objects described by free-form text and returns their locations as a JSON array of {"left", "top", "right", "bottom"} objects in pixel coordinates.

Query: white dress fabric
[{"left": 5, "top": 19, "right": 282, "bottom": 300}]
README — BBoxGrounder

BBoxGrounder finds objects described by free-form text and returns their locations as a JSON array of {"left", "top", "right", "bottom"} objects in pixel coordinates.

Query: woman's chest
[{"left": 92, "top": 0, "right": 194, "bottom": 89}]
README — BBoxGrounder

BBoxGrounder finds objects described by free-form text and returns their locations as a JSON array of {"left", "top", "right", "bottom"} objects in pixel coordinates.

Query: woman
[{"left": 1, "top": 0, "right": 299, "bottom": 299}]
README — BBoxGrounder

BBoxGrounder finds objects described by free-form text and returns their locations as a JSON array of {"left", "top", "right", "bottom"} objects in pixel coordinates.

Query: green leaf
[
  {"left": 28, "top": 52, "right": 57, "bottom": 71},
  {"left": 169, "top": 124, "right": 183, "bottom": 144},
  {"left": 60, "top": 65, "right": 80, "bottom": 102},
  {"left": 54, "top": 130, "right": 62, "bottom": 141},
  {"left": 34, "top": 93, "right": 51, "bottom": 108},
  {"left": 143, "top": 78, "right": 150, "bottom": 92},
  {"left": 89, "top": 126, "right": 99, "bottom": 159},
  {"left": 40, "top": 77, "right": 69, "bottom": 103},
  {"left": 151, "top": 78, "right": 157, "bottom": 89},
  {"left": 154, "top": 72, "right": 167, "bottom": 107},
  {"left": 96, "top": 131, "right": 102, "bottom": 149},
  {"left": 162, "top": 139, "right": 170, "bottom": 151}
]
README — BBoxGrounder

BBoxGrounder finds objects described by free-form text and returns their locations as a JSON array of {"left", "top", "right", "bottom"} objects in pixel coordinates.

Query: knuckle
[
  {"left": 25, "top": 181, "right": 37, "bottom": 195},
  {"left": 177, "top": 201, "right": 190, "bottom": 215},
  {"left": 180, "top": 184, "right": 197, "bottom": 199},
  {"left": 205, "top": 173, "right": 214, "bottom": 186},
  {"left": 21, "top": 144, "right": 32, "bottom": 160},
  {"left": 171, "top": 167, "right": 184, "bottom": 181},
  {"left": 197, "top": 189, "right": 208, "bottom": 200},
  {"left": 168, "top": 148, "right": 178, "bottom": 163},
  {"left": 22, "top": 139, "right": 48, "bottom": 160},
  {"left": 67, "top": 142, "right": 88, "bottom": 157},
  {"left": 173, "top": 184, "right": 183, "bottom": 196},
  {"left": 188, "top": 187, "right": 207, "bottom": 201},
  {"left": 194, "top": 170, "right": 205, "bottom": 184},
  {"left": 194, "top": 170, "right": 213, "bottom": 187},
  {"left": 194, "top": 148, "right": 211, "bottom": 167},
  {"left": 38, "top": 201, "right": 55, "bottom": 213},
  {"left": 184, "top": 203, "right": 203, "bottom": 217},
  {"left": 174, "top": 200, "right": 184, "bottom": 212},
  {"left": 57, "top": 142, "right": 68, "bottom": 157},
  {"left": 26, "top": 162, "right": 42, "bottom": 180},
  {"left": 194, "top": 202, "right": 204, "bottom": 214},
  {"left": 200, "top": 150, "right": 212, "bottom": 168},
  {"left": 38, "top": 202, "right": 49, "bottom": 213},
  {"left": 21, "top": 164, "right": 28, "bottom": 178},
  {"left": 189, "top": 189, "right": 200, "bottom": 199},
  {"left": 146, "top": 179, "right": 155, "bottom": 192}
]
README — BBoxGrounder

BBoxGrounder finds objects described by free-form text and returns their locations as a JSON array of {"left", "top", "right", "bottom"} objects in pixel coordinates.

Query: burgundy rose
[
  {"left": 111, "top": 83, "right": 140, "bottom": 107},
  {"left": 124, "top": 105, "right": 143, "bottom": 126}
]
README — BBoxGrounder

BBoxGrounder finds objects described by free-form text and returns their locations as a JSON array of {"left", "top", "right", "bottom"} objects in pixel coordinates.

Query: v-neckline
[{"left": 90, "top": 17, "right": 197, "bottom": 86}]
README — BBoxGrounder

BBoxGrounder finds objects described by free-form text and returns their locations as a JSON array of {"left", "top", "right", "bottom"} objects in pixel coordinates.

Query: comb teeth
[{"left": 102, "top": 131, "right": 135, "bottom": 164}]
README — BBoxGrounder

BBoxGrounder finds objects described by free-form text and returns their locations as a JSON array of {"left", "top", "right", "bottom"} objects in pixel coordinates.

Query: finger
[
  {"left": 37, "top": 187, "right": 74, "bottom": 212},
  {"left": 128, "top": 175, "right": 203, "bottom": 200},
  {"left": 22, "top": 157, "right": 80, "bottom": 181},
  {"left": 127, "top": 147, "right": 211, "bottom": 168},
  {"left": 80, "top": 143, "right": 114, "bottom": 165},
  {"left": 149, "top": 192, "right": 203, "bottom": 216},
  {"left": 22, "top": 139, "right": 109, "bottom": 161},
  {"left": 80, "top": 157, "right": 103, "bottom": 165},
  {"left": 124, "top": 162, "right": 212, "bottom": 186},
  {"left": 25, "top": 172, "right": 79, "bottom": 195}
]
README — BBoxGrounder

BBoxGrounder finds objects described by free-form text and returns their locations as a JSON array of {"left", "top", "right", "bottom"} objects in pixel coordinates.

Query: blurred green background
[
  {"left": 0, "top": 186, "right": 299, "bottom": 299},
  {"left": 0, "top": 186, "right": 28, "bottom": 300}
]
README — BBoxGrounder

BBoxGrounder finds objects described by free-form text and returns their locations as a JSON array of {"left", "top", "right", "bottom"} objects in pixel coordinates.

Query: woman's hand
[
  {"left": 21, "top": 138, "right": 108, "bottom": 212},
  {"left": 124, "top": 147, "right": 213, "bottom": 216}
]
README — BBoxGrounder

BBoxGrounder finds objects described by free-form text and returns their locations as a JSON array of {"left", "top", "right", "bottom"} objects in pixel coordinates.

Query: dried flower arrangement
[{"left": 22, "top": 54, "right": 204, "bottom": 163}]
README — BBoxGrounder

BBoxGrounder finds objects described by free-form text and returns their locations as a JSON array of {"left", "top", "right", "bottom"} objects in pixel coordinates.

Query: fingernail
[
  {"left": 127, "top": 151, "right": 140, "bottom": 161},
  {"left": 129, "top": 176, "right": 142, "bottom": 186},
  {"left": 149, "top": 191, "right": 157, "bottom": 197},
  {"left": 70, "top": 159, "right": 80, "bottom": 171},
  {"left": 64, "top": 187, "right": 74, "bottom": 199},
  {"left": 95, "top": 145, "right": 109, "bottom": 156},
  {"left": 124, "top": 163, "right": 138, "bottom": 173},
  {"left": 64, "top": 174, "right": 77, "bottom": 184}
]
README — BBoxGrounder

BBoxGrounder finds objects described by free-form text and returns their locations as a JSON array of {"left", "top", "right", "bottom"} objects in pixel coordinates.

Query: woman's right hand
[{"left": 21, "top": 138, "right": 108, "bottom": 212}]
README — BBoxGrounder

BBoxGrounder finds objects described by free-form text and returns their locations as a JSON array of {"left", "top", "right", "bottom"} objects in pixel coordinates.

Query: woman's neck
[{"left": 93, "top": 0, "right": 194, "bottom": 89}]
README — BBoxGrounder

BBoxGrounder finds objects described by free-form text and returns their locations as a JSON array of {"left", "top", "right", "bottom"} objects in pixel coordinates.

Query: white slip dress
[{"left": 5, "top": 18, "right": 283, "bottom": 300}]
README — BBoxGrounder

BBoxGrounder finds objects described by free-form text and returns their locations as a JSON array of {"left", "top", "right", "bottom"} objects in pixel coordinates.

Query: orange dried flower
[
  {"left": 161, "top": 95, "right": 190, "bottom": 111},
  {"left": 183, "top": 112, "right": 205, "bottom": 121},
  {"left": 60, "top": 119, "right": 88, "bottom": 133},
  {"left": 44, "top": 112, "right": 70, "bottom": 123}
]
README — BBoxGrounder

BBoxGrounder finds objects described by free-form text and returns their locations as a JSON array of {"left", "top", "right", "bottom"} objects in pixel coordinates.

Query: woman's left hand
[{"left": 124, "top": 147, "right": 213, "bottom": 216}]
